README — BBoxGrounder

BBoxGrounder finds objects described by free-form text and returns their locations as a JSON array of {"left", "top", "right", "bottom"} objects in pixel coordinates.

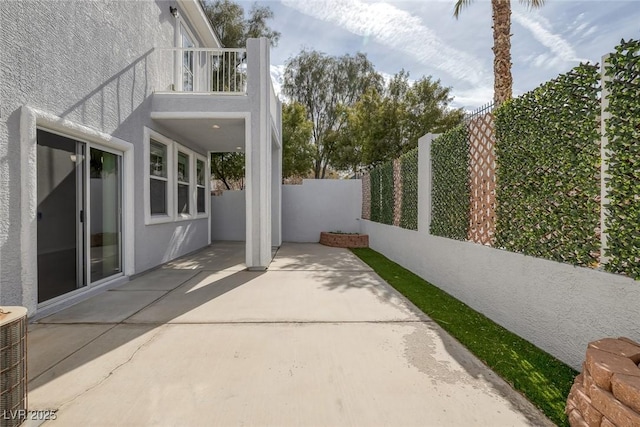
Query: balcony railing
[{"left": 157, "top": 47, "right": 247, "bottom": 94}]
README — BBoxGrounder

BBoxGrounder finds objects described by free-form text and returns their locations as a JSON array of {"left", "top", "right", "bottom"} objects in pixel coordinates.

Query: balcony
[
  {"left": 151, "top": 39, "right": 281, "bottom": 154},
  {"left": 154, "top": 47, "right": 248, "bottom": 94}
]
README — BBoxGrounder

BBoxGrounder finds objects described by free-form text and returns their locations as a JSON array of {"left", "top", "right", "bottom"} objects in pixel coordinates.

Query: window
[
  {"left": 149, "top": 140, "right": 168, "bottom": 215},
  {"left": 144, "top": 128, "right": 208, "bottom": 224},
  {"left": 177, "top": 150, "right": 190, "bottom": 215},
  {"left": 196, "top": 158, "right": 206, "bottom": 214},
  {"left": 182, "top": 25, "right": 195, "bottom": 91}
]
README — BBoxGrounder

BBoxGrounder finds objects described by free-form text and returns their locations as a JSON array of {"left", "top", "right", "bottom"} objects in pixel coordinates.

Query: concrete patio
[{"left": 27, "top": 242, "right": 552, "bottom": 426}]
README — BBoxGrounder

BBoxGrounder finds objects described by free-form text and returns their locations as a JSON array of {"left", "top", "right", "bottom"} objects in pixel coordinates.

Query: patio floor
[{"left": 27, "top": 242, "right": 552, "bottom": 426}]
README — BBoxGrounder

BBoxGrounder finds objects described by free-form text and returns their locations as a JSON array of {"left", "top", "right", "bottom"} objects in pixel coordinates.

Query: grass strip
[{"left": 351, "top": 247, "right": 577, "bottom": 426}]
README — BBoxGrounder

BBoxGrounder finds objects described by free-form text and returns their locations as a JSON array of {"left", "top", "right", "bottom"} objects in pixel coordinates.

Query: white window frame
[
  {"left": 144, "top": 128, "right": 175, "bottom": 225},
  {"left": 176, "top": 146, "right": 193, "bottom": 220},
  {"left": 20, "top": 107, "right": 135, "bottom": 316},
  {"left": 194, "top": 153, "right": 209, "bottom": 218},
  {"left": 178, "top": 22, "right": 200, "bottom": 92},
  {"left": 143, "top": 127, "right": 209, "bottom": 224}
]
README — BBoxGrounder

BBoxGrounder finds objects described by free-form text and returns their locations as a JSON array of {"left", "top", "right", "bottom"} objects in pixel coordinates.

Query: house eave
[{"left": 178, "top": 0, "right": 222, "bottom": 48}]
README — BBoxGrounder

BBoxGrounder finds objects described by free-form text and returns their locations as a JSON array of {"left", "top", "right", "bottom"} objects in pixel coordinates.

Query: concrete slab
[
  {"left": 36, "top": 323, "right": 552, "bottom": 427},
  {"left": 27, "top": 242, "right": 553, "bottom": 426},
  {"left": 161, "top": 242, "right": 246, "bottom": 271},
  {"left": 126, "top": 269, "right": 423, "bottom": 324},
  {"left": 120, "top": 269, "right": 199, "bottom": 291},
  {"left": 270, "top": 243, "right": 373, "bottom": 271},
  {"left": 37, "top": 290, "right": 166, "bottom": 324},
  {"left": 29, "top": 324, "right": 159, "bottom": 410},
  {"left": 28, "top": 324, "right": 113, "bottom": 380}
]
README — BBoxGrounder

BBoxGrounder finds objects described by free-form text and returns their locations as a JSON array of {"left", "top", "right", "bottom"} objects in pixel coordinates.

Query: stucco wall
[
  {"left": 0, "top": 1, "right": 210, "bottom": 309},
  {"left": 360, "top": 219, "right": 640, "bottom": 370},
  {"left": 282, "top": 179, "right": 362, "bottom": 242},
  {"left": 211, "top": 191, "right": 246, "bottom": 241}
]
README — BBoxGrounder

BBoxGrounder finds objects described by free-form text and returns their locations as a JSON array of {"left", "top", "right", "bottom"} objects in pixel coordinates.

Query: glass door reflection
[{"left": 89, "top": 148, "right": 122, "bottom": 282}]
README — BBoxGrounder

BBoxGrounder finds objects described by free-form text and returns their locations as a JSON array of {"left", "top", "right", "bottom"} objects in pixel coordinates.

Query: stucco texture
[
  {"left": 282, "top": 179, "right": 363, "bottom": 242},
  {"left": 360, "top": 219, "right": 640, "bottom": 370},
  {"left": 1, "top": 1, "right": 210, "bottom": 309}
]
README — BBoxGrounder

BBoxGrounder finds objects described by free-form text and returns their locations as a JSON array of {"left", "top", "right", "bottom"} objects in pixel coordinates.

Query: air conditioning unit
[{"left": 1, "top": 307, "right": 28, "bottom": 427}]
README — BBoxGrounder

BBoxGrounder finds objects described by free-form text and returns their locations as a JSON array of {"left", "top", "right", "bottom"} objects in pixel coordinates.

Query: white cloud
[
  {"left": 270, "top": 64, "right": 285, "bottom": 97},
  {"left": 280, "top": 0, "right": 488, "bottom": 86},
  {"left": 513, "top": 11, "right": 586, "bottom": 63},
  {"left": 451, "top": 85, "right": 494, "bottom": 110}
]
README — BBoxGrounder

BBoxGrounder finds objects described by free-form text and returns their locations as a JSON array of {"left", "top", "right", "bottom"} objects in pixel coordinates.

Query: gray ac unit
[{"left": 1, "top": 307, "right": 28, "bottom": 427}]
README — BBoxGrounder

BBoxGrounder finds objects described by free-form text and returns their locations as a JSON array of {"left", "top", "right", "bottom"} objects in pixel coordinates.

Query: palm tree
[{"left": 454, "top": 0, "right": 545, "bottom": 105}]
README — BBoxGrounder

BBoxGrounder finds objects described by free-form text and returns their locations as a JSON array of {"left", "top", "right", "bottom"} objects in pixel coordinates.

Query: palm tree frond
[
  {"left": 519, "top": 0, "right": 546, "bottom": 10},
  {"left": 453, "top": 0, "right": 474, "bottom": 19}
]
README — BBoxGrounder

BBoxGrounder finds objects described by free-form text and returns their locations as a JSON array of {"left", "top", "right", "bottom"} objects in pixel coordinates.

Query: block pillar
[
  {"left": 418, "top": 133, "right": 439, "bottom": 234},
  {"left": 245, "top": 38, "right": 272, "bottom": 269}
]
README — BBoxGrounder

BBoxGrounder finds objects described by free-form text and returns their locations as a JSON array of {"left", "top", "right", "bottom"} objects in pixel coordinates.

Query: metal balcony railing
[{"left": 157, "top": 47, "right": 247, "bottom": 94}]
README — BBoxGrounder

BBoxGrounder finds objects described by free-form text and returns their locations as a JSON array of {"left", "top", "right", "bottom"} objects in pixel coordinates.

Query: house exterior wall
[{"left": 0, "top": 1, "right": 213, "bottom": 312}]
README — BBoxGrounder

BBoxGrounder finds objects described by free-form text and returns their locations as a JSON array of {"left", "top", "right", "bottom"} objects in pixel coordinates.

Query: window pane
[
  {"left": 150, "top": 179, "right": 167, "bottom": 215},
  {"left": 197, "top": 159, "right": 205, "bottom": 185},
  {"left": 182, "top": 30, "right": 194, "bottom": 91},
  {"left": 197, "top": 187, "right": 205, "bottom": 213},
  {"left": 150, "top": 141, "right": 167, "bottom": 178},
  {"left": 90, "top": 148, "right": 122, "bottom": 282},
  {"left": 178, "top": 183, "right": 189, "bottom": 214},
  {"left": 177, "top": 151, "right": 189, "bottom": 182}
]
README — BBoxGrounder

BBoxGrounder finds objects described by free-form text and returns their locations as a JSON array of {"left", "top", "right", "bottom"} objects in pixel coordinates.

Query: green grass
[{"left": 351, "top": 247, "right": 577, "bottom": 426}]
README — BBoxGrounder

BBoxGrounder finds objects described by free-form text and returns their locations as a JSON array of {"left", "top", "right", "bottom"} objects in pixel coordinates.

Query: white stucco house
[{"left": 0, "top": 0, "right": 282, "bottom": 317}]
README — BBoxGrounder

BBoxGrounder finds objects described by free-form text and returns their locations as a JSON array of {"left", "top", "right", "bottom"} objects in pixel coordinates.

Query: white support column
[
  {"left": 271, "top": 144, "right": 282, "bottom": 247},
  {"left": 418, "top": 133, "right": 439, "bottom": 234},
  {"left": 272, "top": 96, "right": 283, "bottom": 247},
  {"left": 600, "top": 55, "right": 611, "bottom": 267},
  {"left": 245, "top": 38, "right": 272, "bottom": 269}
]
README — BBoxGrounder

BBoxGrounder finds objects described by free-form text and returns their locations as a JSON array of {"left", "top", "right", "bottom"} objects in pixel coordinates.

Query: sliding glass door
[
  {"left": 37, "top": 130, "right": 123, "bottom": 304},
  {"left": 89, "top": 148, "right": 122, "bottom": 282},
  {"left": 37, "top": 130, "right": 86, "bottom": 302}
]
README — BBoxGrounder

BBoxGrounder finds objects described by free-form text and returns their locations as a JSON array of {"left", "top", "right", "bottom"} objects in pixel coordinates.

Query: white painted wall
[
  {"left": 1, "top": 1, "right": 218, "bottom": 312},
  {"left": 211, "top": 191, "right": 246, "bottom": 241},
  {"left": 282, "top": 179, "right": 362, "bottom": 242},
  {"left": 359, "top": 219, "right": 640, "bottom": 370},
  {"left": 358, "top": 134, "right": 640, "bottom": 370}
]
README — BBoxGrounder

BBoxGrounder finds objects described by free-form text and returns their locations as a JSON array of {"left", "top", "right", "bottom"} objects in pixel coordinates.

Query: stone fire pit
[
  {"left": 319, "top": 232, "right": 369, "bottom": 248},
  {"left": 566, "top": 337, "right": 640, "bottom": 426}
]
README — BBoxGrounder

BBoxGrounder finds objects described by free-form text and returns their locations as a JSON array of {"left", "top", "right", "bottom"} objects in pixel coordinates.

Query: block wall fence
[{"left": 358, "top": 44, "right": 640, "bottom": 370}]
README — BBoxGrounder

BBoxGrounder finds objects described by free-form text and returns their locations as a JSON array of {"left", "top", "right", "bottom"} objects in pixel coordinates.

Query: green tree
[
  {"left": 211, "top": 152, "right": 245, "bottom": 190},
  {"left": 334, "top": 71, "right": 463, "bottom": 170},
  {"left": 454, "top": 0, "right": 545, "bottom": 105},
  {"left": 204, "top": 0, "right": 280, "bottom": 91},
  {"left": 330, "top": 87, "right": 384, "bottom": 174},
  {"left": 282, "top": 102, "right": 314, "bottom": 180},
  {"left": 205, "top": 0, "right": 279, "bottom": 187},
  {"left": 204, "top": 0, "right": 280, "bottom": 47},
  {"left": 283, "top": 50, "right": 383, "bottom": 178}
]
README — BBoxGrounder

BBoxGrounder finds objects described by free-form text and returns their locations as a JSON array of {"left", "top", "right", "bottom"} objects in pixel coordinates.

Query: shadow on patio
[{"left": 26, "top": 242, "right": 552, "bottom": 426}]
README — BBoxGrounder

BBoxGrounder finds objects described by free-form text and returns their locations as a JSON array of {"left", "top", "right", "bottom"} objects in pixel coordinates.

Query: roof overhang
[
  {"left": 151, "top": 112, "right": 247, "bottom": 153},
  {"left": 178, "top": 0, "right": 222, "bottom": 48}
]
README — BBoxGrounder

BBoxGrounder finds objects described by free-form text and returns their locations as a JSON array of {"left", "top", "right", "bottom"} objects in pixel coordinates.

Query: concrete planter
[{"left": 319, "top": 232, "right": 369, "bottom": 248}]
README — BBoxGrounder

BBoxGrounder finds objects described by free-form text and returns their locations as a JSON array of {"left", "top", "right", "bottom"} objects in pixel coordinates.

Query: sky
[{"left": 236, "top": 0, "right": 640, "bottom": 111}]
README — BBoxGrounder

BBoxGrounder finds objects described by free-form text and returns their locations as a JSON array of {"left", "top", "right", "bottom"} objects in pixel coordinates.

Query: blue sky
[{"left": 237, "top": 0, "right": 640, "bottom": 110}]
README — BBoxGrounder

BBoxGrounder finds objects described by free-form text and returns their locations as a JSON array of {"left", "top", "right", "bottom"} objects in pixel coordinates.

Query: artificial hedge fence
[
  {"left": 430, "top": 125, "right": 470, "bottom": 240},
  {"left": 493, "top": 63, "right": 601, "bottom": 267},
  {"left": 370, "top": 166, "right": 382, "bottom": 223},
  {"left": 603, "top": 38, "right": 640, "bottom": 279},
  {"left": 380, "top": 161, "right": 395, "bottom": 225},
  {"left": 400, "top": 148, "right": 419, "bottom": 230}
]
